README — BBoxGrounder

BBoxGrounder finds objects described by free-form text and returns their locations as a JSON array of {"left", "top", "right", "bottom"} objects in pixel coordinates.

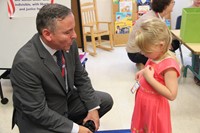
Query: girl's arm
[
  {"left": 135, "top": 69, "right": 144, "bottom": 81},
  {"left": 143, "top": 66, "right": 178, "bottom": 101}
]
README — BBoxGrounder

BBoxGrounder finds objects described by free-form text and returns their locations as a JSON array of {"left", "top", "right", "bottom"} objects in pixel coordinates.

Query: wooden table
[{"left": 171, "top": 30, "right": 200, "bottom": 80}]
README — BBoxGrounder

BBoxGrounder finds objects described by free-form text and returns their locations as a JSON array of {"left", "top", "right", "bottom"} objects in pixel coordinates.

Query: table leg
[
  {"left": 183, "top": 54, "right": 200, "bottom": 80},
  {"left": 179, "top": 44, "right": 184, "bottom": 67},
  {"left": 0, "top": 69, "right": 11, "bottom": 104}
]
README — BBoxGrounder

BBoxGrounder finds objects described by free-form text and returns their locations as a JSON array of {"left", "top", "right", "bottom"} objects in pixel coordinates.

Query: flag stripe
[
  {"left": 7, "top": 2, "right": 12, "bottom": 17},
  {"left": 7, "top": 0, "right": 15, "bottom": 18},
  {"left": 10, "top": 0, "right": 15, "bottom": 13}
]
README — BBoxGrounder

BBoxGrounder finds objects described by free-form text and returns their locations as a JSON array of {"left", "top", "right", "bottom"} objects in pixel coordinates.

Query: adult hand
[
  {"left": 83, "top": 109, "right": 100, "bottom": 131},
  {"left": 78, "top": 125, "right": 93, "bottom": 133}
]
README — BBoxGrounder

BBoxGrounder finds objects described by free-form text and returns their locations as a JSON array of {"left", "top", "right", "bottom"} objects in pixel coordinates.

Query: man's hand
[
  {"left": 78, "top": 125, "right": 93, "bottom": 133},
  {"left": 83, "top": 109, "right": 100, "bottom": 131}
]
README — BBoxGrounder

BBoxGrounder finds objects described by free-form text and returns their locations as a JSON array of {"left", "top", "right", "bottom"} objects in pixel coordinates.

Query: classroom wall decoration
[
  {"left": 112, "top": 0, "right": 159, "bottom": 46},
  {"left": 115, "top": 12, "right": 132, "bottom": 34},
  {"left": 137, "top": 0, "right": 151, "bottom": 17},
  {"left": 112, "top": 0, "right": 137, "bottom": 46},
  {"left": 115, "top": 0, "right": 133, "bottom": 35},
  {"left": 7, "top": 0, "right": 69, "bottom": 18}
]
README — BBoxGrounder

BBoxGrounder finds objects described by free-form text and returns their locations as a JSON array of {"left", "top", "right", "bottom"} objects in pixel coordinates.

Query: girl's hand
[
  {"left": 143, "top": 65, "right": 154, "bottom": 80},
  {"left": 135, "top": 69, "right": 144, "bottom": 81}
]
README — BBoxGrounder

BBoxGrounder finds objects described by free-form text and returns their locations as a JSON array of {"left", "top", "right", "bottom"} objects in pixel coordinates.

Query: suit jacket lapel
[
  {"left": 33, "top": 34, "right": 67, "bottom": 93},
  {"left": 43, "top": 58, "right": 66, "bottom": 91},
  {"left": 63, "top": 52, "right": 72, "bottom": 91}
]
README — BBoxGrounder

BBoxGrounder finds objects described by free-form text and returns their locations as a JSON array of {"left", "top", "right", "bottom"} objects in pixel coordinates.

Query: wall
[
  {"left": 0, "top": 0, "right": 194, "bottom": 68},
  {"left": 172, "top": 0, "right": 193, "bottom": 29},
  {"left": 81, "top": 0, "right": 192, "bottom": 29},
  {"left": 0, "top": 1, "right": 71, "bottom": 68},
  {"left": 80, "top": 0, "right": 112, "bottom": 22}
]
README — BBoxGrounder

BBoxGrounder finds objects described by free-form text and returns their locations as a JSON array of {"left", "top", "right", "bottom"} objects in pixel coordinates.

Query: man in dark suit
[{"left": 10, "top": 3, "right": 113, "bottom": 133}]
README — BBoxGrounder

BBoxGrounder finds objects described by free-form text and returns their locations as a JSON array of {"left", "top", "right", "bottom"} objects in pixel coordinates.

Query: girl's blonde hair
[{"left": 135, "top": 18, "right": 172, "bottom": 54}]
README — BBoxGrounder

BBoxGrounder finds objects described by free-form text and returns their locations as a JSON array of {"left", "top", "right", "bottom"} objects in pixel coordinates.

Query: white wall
[
  {"left": 0, "top": 0, "right": 193, "bottom": 68},
  {"left": 80, "top": 0, "right": 112, "bottom": 24},
  {"left": 0, "top": 1, "right": 71, "bottom": 68},
  {"left": 171, "top": 0, "right": 193, "bottom": 29},
  {"left": 0, "top": 1, "right": 36, "bottom": 68}
]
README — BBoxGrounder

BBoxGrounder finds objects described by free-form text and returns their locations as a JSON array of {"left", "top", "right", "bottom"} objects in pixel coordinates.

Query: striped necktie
[{"left": 54, "top": 50, "right": 65, "bottom": 78}]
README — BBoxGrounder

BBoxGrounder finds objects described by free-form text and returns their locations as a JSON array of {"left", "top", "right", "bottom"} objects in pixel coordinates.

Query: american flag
[
  {"left": 7, "top": 0, "right": 55, "bottom": 18},
  {"left": 7, "top": 0, "right": 15, "bottom": 18},
  {"left": 51, "top": 0, "right": 54, "bottom": 4}
]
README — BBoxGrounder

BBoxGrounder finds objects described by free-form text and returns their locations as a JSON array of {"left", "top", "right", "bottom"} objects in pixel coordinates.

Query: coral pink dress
[{"left": 131, "top": 58, "right": 180, "bottom": 133}]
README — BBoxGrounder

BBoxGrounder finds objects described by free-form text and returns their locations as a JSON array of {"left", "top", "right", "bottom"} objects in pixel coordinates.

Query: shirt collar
[{"left": 39, "top": 37, "right": 56, "bottom": 56}]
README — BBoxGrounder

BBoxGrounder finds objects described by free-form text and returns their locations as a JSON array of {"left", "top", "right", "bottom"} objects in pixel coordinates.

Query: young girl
[{"left": 131, "top": 18, "right": 180, "bottom": 133}]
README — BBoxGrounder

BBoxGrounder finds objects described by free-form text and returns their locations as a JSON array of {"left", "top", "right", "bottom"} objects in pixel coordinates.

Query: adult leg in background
[
  {"left": 194, "top": 56, "right": 200, "bottom": 86},
  {"left": 127, "top": 52, "right": 148, "bottom": 65},
  {"left": 171, "top": 39, "right": 180, "bottom": 52}
]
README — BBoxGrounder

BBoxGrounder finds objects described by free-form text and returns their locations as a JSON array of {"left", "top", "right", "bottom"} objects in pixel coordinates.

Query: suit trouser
[
  {"left": 14, "top": 90, "right": 113, "bottom": 133},
  {"left": 127, "top": 52, "right": 148, "bottom": 65},
  {"left": 68, "top": 90, "right": 113, "bottom": 124}
]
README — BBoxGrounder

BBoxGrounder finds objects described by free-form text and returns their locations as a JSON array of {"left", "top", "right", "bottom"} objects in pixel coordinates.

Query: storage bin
[{"left": 180, "top": 8, "right": 200, "bottom": 43}]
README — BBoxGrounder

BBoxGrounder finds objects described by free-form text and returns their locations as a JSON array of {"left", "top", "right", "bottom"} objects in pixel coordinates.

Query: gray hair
[{"left": 36, "top": 3, "right": 72, "bottom": 35}]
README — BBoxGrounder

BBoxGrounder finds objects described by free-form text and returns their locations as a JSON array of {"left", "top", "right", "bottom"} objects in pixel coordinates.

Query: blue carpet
[{"left": 96, "top": 129, "right": 131, "bottom": 133}]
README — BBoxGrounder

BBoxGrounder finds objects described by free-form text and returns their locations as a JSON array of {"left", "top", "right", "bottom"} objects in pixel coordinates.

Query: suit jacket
[{"left": 10, "top": 33, "right": 100, "bottom": 133}]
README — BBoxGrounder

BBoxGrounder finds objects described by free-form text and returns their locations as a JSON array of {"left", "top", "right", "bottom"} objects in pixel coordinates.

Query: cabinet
[{"left": 71, "top": 0, "right": 84, "bottom": 49}]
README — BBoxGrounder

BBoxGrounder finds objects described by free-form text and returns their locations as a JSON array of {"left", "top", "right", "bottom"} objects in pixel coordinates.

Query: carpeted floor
[{"left": 96, "top": 129, "right": 131, "bottom": 133}]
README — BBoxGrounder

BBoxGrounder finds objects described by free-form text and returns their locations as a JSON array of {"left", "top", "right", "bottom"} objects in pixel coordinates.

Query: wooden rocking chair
[{"left": 80, "top": 0, "right": 113, "bottom": 56}]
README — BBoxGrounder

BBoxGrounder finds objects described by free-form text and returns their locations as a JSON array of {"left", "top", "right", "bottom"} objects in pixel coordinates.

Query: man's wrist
[
  {"left": 88, "top": 106, "right": 100, "bottom": 112},
  {"left": 71, "top": 122, "right": 79, "bottom": 133}
]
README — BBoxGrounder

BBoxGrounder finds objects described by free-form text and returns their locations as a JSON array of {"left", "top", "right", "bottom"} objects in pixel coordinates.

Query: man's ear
[{"left": 42, "top": 29, "right": 52, "bottom": 41}]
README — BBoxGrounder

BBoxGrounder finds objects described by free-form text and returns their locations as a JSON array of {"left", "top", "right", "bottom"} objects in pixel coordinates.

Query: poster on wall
[
  {"left": 113, "top": 0, "right": 136, "bottom": 4},
  {"left": 115, "top": 21, "right": 132, "bottom": 34},
  {"left": 116, "top": 12, "right": 132, "bottom": 22},
  {"left": 119, "top": 0, "right": 133, "bottom": 12},
  {"left": 137, "top": 0, "right": 151, "bottom": 17},
  {"left": 7, "top": 0, "right": 71, "bottom": 18}
]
